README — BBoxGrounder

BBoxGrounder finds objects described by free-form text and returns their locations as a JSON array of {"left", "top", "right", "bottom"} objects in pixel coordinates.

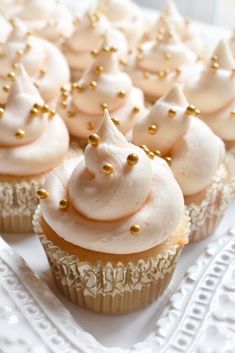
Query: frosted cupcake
[
  {"left": 185, "top": 39, "right": 235, "bottom": 148},
  {"left": 96, "top": 0, "right": 145, "bottom": 48},
  {"left": 128, "top": 24, "right": 201, "bottom": 103},
  {"left": 34, "top": 109, "right": 189, "bottom": 314},
  {"left": 63, "top": 12, "right": 128, "bottom": 80},
  {"left": 59, "top": 36, "right": 147, "bottom": 146},
  {"left": 0, "top": 20, "right": 70, "bottom": 106},
  {"left": 133, "top": 85, "right": 228, "bottom": 243},
  {"left": 13, "top": 0, "right": 74, "bottom": 46},
  {"left": 0, "top": 65, "right": 69, "bottom": 233}
]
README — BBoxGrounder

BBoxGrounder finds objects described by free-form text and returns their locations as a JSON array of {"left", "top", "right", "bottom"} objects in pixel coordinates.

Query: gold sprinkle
[
  {"left": 25, "top": 43, "right": 32, "bottom": 50},
  {"left": 119, "top": 58, "right": 127, "bottom": 66},
  {"left": 37, "top": 188, "right": 49, "bottom": 199},
  {"left": 168, "top": 108, "right": 176, "bottom": 118},
  {"left": 211, "top": 62, "right": 219, "bottom": 71},
  {"left": 91, "top": 50, "right": 98, "bottom": 57},
  {"left": 164, "top": 156, "right": 172, "bottom": 166},
  {"left": 175, "top": 68, "right": 182, "bottom": 75},
  {"left": 39, "top": 68, "right": 47, "bottom": 77},
  {"left": 138, "top": 45, "right": 144, "bottom": 52},
  {"left": 7, "top": 72, "right": 15, "bottom": 80},
  {"left": 67, "top": 110, "right": 75, "bottom": 118},
  {"left": 60, "top": 101, "right": 67, "bottom": 109},
  {"left": 0, "top": 107, "right": 4, "bottom": 118},
  {"left": 48, "top": 109, "right": 56, "bottom": 119},
  {"left": 15, "top": 129, "right": 25, "bottom": 139},
  {"left": 59, "top": 199, "right": 69, "bottom": 209},
  {"left": 231, "top": 110, "right": 235, "bottom": 116},
  {"left": 211, "top": 55, "right": 218, "bottom": 62},
  {"left": 130, "top": 224, "right": 140, "bottom": 235},
  {"left": 231, "top": 69, "right": 235, "bottom": 76},
  {"left": 102, "top": 46, "right": 111, "bottom": 53},
  {"left": 89, "top": 81, "right": 97, "bottom": 89},
  {"left": 87, "top": 122, "right": 95, "bottom": 131},
  {"left": 60, "top": 85, "right": 68, "bottom": 93},
  {"left": 148, "top": 151, "right": 155, "bottom": 160},
  {"left": 156, "top": 33, "right": 164, "bottom": 41},
  {"left": 186, "top": 105, "right": 196, "bottom": 116},
  {"left": 100, "top": 102, "right": 108, "bottom": 111},
  {"left": 72, "top": 83, "right": 83, "bottom": 92},
  {"left": 127, "top": 153, "right": 139, "bottom": 166},
  {"left": 16, "top": 49, "right": 24, "bottom": 57},
  {"left": 12, "top": 62, "right": 19, "bottom": 71},
  {"left": 111, "top": 118, "right": 120, "bottom": 127},
  {"left": 136, "top": 54, "right": 144, "bottom": 61},
  {"left": 118, "top": 90, "right": 126, "bottom": 98},
  {"left": 102, "top": 163, "right": 114, "bottom": 175},
  {"left": 132, "top": 106, "right": 140, "bottom": 114},
  {"left": 143, "top": 71, "right": 150, "bottom": 79},
  {"left": 159, "top": 70, "right": 167, "bottom": 79},
  {"left": 139, "top": 144, "right": 149, "bottom": 153},
  {"left": 42, "top": 104, "right": 50, "bottom": 113},
  {"left": 61, "top": 91, "right": 69, "bottom": 99},
  {"left": 33, "top": 103, "right": 42, "bottom": 110},
  {"left": 110, "top": 46, "right": 117, "bottom": 52},
  {"left": 3, "top": 85, "right": 10, "bottom": 92},
  {"left": 88, "top": 133, "right": 100, "bottom": 147},
  {"left": 30, "top": 107, "right": 39, "bottom": 116},
  {"left": 154, "top": 150, "right": 161, "bottom": 157},
  {"left": 165, "top": 52, "right": 172, "bottom": 60},
  {"left": 148, "top": 124, "right": 158, "bottom": 135},
  {"left": 195, "top": 109, "right": 200, "bottom": 116},
  {"left": 95, "top": 65, "right": 103, "bottom": 75}
]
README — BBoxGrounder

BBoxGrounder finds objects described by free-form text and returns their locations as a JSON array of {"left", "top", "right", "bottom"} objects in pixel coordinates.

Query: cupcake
[
  {"left": 185, "top": 39, "right": 235, "bottom": 148},
  {"left": 0, "top": 20, "right": 70, "bottom": 106},
  {"left": 132, "top": 84, "right": 228, "bottom": 243},
  {"left": 62, "top": 12, "right": 128, "bottom": 80},
  {"left": 128, "top": 23, "right": 201, "bottom": 103},
  {"left": 146, "top": 0, "right": 203, "bottom": 57},
  {"left": 59, "top": 35, "right": 148, "bottom": 147},
  {"left": 0, "top": 65, "right": 69, "bottom": 233},
  {"left": 34, "top": 109, "right": 189, "bottom": 314},
  {"left": 13, "top": 0, "right": 74, "bottom": 46},
  {"left": 96, "top": 0, "right": 145, "bottom": 49}
]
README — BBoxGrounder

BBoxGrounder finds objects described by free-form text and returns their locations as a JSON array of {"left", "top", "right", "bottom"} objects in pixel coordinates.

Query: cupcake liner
[
  {"left": 33, "top": 207, "right": 190, "bottom": 314},
  {"left": 187, "top": 152, "right": 235, "bottom": 243},
  {"left": 0, "top": 176, "right": 46, "bottom": 233}
]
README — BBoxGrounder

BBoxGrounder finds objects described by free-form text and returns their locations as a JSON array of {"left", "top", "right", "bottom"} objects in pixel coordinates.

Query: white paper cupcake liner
[
  {"left": 0, "top": 176, "right": 46, "bottom": 233},
  {"left": 33, "top": 207, "right": 190, "bottom": 314},
  {"left": 187, "top": 152, "right": 235, "bottom": 243}
]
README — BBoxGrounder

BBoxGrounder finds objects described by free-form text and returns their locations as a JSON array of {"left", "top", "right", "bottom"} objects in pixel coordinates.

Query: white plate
[{"left": 1, "top": 200, "right": 235, "bottom": 353}]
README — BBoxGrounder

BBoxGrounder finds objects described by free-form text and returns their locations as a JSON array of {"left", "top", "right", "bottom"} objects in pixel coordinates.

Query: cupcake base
[{"left": 34, "top": 208, "right": 190, "bottom": 314}]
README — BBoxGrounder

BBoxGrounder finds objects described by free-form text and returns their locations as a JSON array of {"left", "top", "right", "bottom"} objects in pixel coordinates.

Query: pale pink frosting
[
  {"left": 0, "top": 65, "right": 69, "bottom": 176},
  {"left": 60, "top": 36, "right": 148, "bottom": 138},
  {"left": 15, "top": 0, "right": 74, "bottom": 43},
  {"left": 40, "top": 110, "right": 184, "bottom": 254},
  {"left": 133, "top": 85, "right": 225, "bottom": 196},
  {"left": 97, "top": 0, "right": 145, "bottom": 47},
  {"left": 185, "top": 40, "right": 235, "bottom": 141},
  {"left": 0, "top": 20, "right": 70, "bottom": 105},
  {"left": 128, "top": 26, "right": 201, "bottom": 99},
  {"left": 0, "top": 15, "right": 12, "bottom": 43},
  {"left": 63, "top": 13, "right": 128, "bottom": 76}
]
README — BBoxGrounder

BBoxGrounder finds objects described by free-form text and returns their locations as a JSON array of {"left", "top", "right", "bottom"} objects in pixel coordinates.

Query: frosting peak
[
  {"left": 210, "top": 39, "right": 234, "bottom": 70},
  {"left": 69, "top": 110, "right": 152, "bottom": 221}
]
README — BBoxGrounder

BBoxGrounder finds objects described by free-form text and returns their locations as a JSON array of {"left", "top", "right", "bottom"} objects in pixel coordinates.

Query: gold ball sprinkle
[
  {"left": 130, "top": 224, "right": 140, "bottom": 235},
  {"left": 143, "top": 71, "right": 150, "bottom": 79},
  {"left": 148, "top": 124, "right": 158, "bottom": 135},
  {"left": 211, "top": 62, "right": 219, "bottom": 71},
  {"left": 7, "top": 72, "right": 15, "bottom": 80},
  {"left": 148, "top": 151, "right": 155, "bottom": 160},
  {"left": 168, "top": 108, "right": 176, "bottom": 118},
  {"left": 211, "top": 55, "right": 218, "bottom": 62},
  {"left": 16, "top": 49, "right": 24, "bottom": 57},
  {"left": 175, "top": 68, "right": 182, "bottom": 75},
  {"left": 100, "top": 102, "right": 108, "bottom": 111},
  {"left": 127, "top": 153, "right": 139, "bottom": 165},
  {"left": 136, "top": 54, "right": 144, "bottom": 61},
  {"left": 0, "top": 107, "right": 4, "bottom": 118},
  {"left": 102, "top": 163, "right": 114, "bottom": 175},
  {"left": 111, "top": 118, "right": 120, "bottom": 127},
  {"left": 30, "top": 107, "right": 39, "bottom": 116},
  {"left": 60, "top": 101, "right": 67, "bottom": 109},
  {"left": 165, "top": 52, "right": 172, "bottom": 60},
  {"left": 89, "top": 81, "right": 97, "bottom": 89},
  {"left": 15, "top": 129, "right": 25, "bottom": 139},
  {"left": 231, "top": 110, "right": 235, "bottom": 116},
  {"left": 95, "top": 65, "right": 104, "bottom": 75},
  {"left": 42, "top": 104, "right": 50, "bottom": 113},
  {"left": 67, "top": 110, "right": 75, "bottom": 118},
  {"left": 140, "top": 144, "right": 149, "bottom": 154},
  {"left": 59, "top": 199, "right": 69, "bottom": 209},
  {"left": 132, "top": 106, "right": 140, "bottom": 114},
  {"left": 186, "top": 105, "right": 196, "bottom": 116},
  {"left": 48, "top": 109, "right": 56, "bottom": 119},
  {"left": 87, "top": 122, "right": 95, "bottom": 131},
  {"left": 195, "top": 108, "right": 200, "bottom": 116},
  {"left": 37, "top": 188, "right": 49, "bottom": 199},
  {"left": 88, "top": 133, "right": 100, "bottom": 147},
  {"left": 118, "top": 90, "right": 126, "bottom": 98},
  {"left": 33, "top": 103, "right": 42, "bottom": 110},
  {"left": 61, "top": 91, "right": 69, "bottom": 99},
  {"left": 154, "top": 150, "right": 161, "bottom": 157},
  {"left": 3, "top": 85, "right": 10, "bottom": 92},
  {"left": 72, "top": 83, "right": 83, "bottom": 92},
  {"left": 12, "top": 62, "right": 19, "bottom": 70},
  {"left": 164, "top": 156, "right": 172, "bottom": 166},
  {"left": 91, "top": 49, "right": 98, "bottom": 57}
]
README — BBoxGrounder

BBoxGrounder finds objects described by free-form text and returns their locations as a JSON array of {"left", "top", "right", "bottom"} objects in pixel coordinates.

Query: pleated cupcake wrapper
[
  {"left": 0, "top": 176, "right": 46, "bottom": 233},
  {"left": 187, "top": 151, "right": 235, "bottom": 243},
  {"left": 33, "top": 207, "right": 190, "bottom": 314}
]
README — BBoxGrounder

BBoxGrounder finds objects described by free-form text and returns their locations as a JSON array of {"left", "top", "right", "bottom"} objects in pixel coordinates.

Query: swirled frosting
[
  {"left": 40, "top": 110, "right": 184, "bottom": 254},
  {"left": 0, "top": 15, "right": 12, "bottom": 44},
  {"left": 185, "top": 39, "right": 235, "bottom": 141},
  {"left": 97, "top": 0, "right": 145, "bottom": 47},
  {"left": 128, "top": 24, "right": 201, "bottom": 100},
  {"left": 0, "top": 65, "right": 69, "bottom": 176},
  {"left": 133, "top": 85, "right": 225, "bottom": 196},
  {"left": 15, "top": 0, "right": 74, "bottom": 43},
  {"left": 63, "top": 13, "right": 128, "bottom": 76},
  {"left": 0, "top": 20, "right": 70, "bottom": 105},
  {"left": 60, "top": 36, "right": 148, "bottom": 138}
]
